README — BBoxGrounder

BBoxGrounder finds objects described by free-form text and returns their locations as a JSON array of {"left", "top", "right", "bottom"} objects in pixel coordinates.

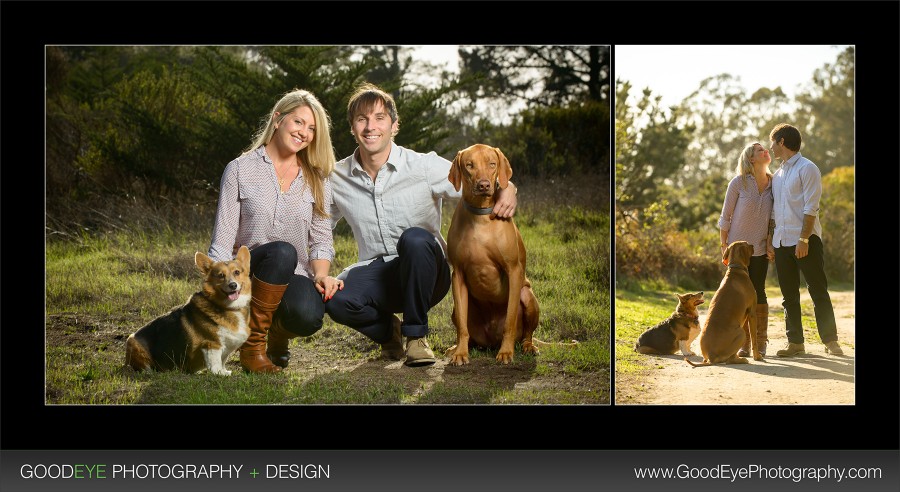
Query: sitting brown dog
[
  {"left": 445, "top": 144, "right": 576, "bottom": 365},
  {"left": 634, "top": 292, "right": 704, "bottom": 356},
  {"left": 686, "top": 241, "right": 761, "bottom": 366}
]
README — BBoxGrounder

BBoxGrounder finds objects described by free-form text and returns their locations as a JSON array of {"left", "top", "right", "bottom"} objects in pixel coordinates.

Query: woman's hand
[{"left": 315, "top": 275, "right": 343, "bottom": 301}]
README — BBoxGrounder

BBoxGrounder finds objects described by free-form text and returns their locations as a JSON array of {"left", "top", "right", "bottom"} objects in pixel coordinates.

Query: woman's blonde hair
[
  {"left": 244, "top": 89, "right": 335, "bottom": 217},
  {"left": 735, "top": 142, "right": 771, "bottom": 190}
]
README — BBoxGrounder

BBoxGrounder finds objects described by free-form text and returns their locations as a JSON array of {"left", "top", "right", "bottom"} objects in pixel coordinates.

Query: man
[
  {"left": 767, "top": 123, "right": 843, "bottom": 357},
  {"left": 325, "top": 83, "right": 518, "bottom": 366}
]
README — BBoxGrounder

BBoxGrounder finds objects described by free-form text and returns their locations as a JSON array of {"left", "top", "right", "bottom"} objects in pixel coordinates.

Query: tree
[
  {"left": 263, "top": 45, "right": 463, "bottom": 158},
  {"left": 794, "top": 46, "right": 854, "bottom": 174},
  {"left": 459, "top": 46, "right": 610, "bottom": 110},
  {"left": 46, "top": 46, "right": 94, "bottom": 202},
  {"left": 87, "top": 66, "right": 226, "bottom": 199},
  {"left": 481, "top": 99, "right": 610, "bottom": 177},
  {"left": 352, "top": 46, "right": 411, "bottom": 87},
  {"left": 668, "top": 75, "right": 793, "bottom": 230},
  {"left": 820, "top": 166, "right": 854, "bottom": 283},
  {"left": 676, "top": 74, "right": 792, "bottom": 186},
  {"left": 45, "top": 45, "right": 470, "bottom": 216},
  {"left": 615, "top": 80, "right": 693, "bottom": 212}
]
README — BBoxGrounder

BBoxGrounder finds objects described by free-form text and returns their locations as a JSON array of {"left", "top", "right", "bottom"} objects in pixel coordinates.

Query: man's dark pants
[
  {"left": 773, "top": 234, "right": 838, "bottom": 344},
  {"left": 325, "top": 227, "right": 451, "bottom": 343}
]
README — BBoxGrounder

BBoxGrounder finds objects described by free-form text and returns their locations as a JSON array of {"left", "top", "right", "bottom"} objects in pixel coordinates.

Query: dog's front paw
[
  {"left": 212, "top": 368, "right": 232, "bottom": 376},
  {"left": 682, "top": 350, "right": 696, "bottom": 357},
  {"left": 449, "top": 347, "right": 470, "bottom": 366},
  {"left": 449, "top": 354, "right": 470, "bottom": 366},
  {"left": 496, "top": 350, "right": 514, "bottom": 364},
  {"left": 521, "top": 341, "right": 539, "bottom": 355}
]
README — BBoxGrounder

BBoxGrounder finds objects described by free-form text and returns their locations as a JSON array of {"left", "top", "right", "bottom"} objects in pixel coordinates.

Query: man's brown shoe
[
  {"left": 776, "top": 342, "right": 805, "bottom": 357},
  {"left": 404, "top": 336, "right": 436, "bottom": 367},
  {"left": 380, "top": 315, "right": 405, "bottom": 360},
  {"left": 824, "top": 341, "right": 844, "bottom": 355}
]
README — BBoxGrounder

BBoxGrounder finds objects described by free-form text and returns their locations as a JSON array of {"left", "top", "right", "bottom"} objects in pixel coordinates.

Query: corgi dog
[
  {"left": 125, "top": 246, "right": 252, "bottom": 375},
  {"left": 634, "top": 292, "right": 705, "bottom": 356}
]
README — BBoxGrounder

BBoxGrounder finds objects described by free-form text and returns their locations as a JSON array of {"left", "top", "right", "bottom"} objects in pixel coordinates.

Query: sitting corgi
[
  {"left": 634, "top": 292, "right": 705, "bottom": 356},
  {"left": 125, "top": 246, "right": 252, "bottom": 375}
]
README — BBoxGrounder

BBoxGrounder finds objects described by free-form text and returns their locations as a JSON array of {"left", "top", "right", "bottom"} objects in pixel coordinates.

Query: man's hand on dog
[{"left": 491, "top": 182, "right": 518, "bottom": 219}]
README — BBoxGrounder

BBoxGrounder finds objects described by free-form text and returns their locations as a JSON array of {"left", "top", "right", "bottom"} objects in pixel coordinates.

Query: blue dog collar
[{"left": 462, "top": 201, "right": 494, "bottom": 215}]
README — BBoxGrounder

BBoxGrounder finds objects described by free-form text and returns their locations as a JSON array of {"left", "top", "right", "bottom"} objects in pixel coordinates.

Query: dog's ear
[
  {"left": 236, "top": 245, "right": 251, "bottom": 270},
  {"left": 195, "top": 252, "right": 214, "bottom": 275},
  {"left": 495, "top": 147, "right": 512, "bottom": 189},
  {"left": 449, "top": 150, "right": 462, "bottom": 191}
]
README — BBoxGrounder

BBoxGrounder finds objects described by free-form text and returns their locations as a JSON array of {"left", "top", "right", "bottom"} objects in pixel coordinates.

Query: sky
[
  {"left": 410, "top": 45, "right": 851, "bottom": 109},
  {"left": 615, "top": 45, "right": 850, "bottom": 109},
  {"left": 410, "top": 45, "right": 460, "bottom": 73}
]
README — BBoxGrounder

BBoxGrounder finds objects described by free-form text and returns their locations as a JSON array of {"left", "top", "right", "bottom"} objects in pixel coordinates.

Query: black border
[{"left": 3, "top": 1, "right": 898, "bottom": 453}]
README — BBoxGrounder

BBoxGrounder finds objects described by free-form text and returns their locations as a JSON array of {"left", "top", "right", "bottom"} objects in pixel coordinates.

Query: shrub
[
  {"left": 489, "top": 100, "right": 610, "bottom": 177},
  {"left": 820, "top": 166, "right": 854, "bottom": 283},
  {"left": 615, "top": 200, "right": 722, "bottom": 290}
]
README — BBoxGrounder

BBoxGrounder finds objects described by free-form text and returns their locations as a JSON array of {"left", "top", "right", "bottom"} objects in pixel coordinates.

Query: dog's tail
[
  {"left": 533, "top": 338, "right": 579, "bottom": 348},
  {"left": 125, "top": 334, "right": 153, "bottom": 371},
  {"left": 684, "top": 356, "right": 711, "bottom": 368}
]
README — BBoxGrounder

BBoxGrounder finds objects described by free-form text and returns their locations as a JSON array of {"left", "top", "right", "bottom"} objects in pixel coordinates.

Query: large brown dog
[
  {"left": 446, "top": 144, "right": 569, "bottom": 365},
  {"left": 686, "top": 241, "right": 761, "bottom": 366}
]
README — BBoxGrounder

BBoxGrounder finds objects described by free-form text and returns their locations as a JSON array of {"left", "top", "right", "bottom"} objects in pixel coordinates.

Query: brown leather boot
[
  {"left": 756, "top": 303, "right": 769, "bottom": 357},
  {"left": 266, "top": 316, "right": 298, "bottom": 368},
  {"left": 737, "top": 317, "right": 751, "bottom": 357},
  {"left": 240, "top": 275, "right": 288, "bottom": 373}
]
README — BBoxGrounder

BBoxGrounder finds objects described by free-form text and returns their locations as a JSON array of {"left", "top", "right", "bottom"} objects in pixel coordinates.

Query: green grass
[
  {"left": 46, "top": 180, "right": 610, "bottom": 405},
  {"left": 614, "top": 287, "right": 678, "bottom": 376},
  {"left": 46, "top": 347, "right": 146, "bottom": 405},
  {"left": 133, "top": 370, "right": 409, "bottom": 405}
]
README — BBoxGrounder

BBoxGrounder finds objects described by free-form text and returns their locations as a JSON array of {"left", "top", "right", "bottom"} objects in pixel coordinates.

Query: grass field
[{"left": 45, "top": 174, "right": 611, "bottom": 405}]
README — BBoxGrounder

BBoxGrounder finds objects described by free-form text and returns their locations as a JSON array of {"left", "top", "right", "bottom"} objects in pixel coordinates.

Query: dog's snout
[
  {"left": 476, "top": 179, "right": 492, "bottom": 192},
  {"left": 228, "top": 281, "right": 238, "bottom": 290}
]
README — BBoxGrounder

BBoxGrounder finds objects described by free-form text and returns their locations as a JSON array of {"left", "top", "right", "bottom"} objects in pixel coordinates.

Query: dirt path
[{"left": 617, "top": 290, "right": 854, "bottom": 405}]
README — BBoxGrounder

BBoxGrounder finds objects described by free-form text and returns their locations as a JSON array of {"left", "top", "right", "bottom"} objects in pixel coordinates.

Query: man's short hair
[
  {"left": 346, "top": 83, "right": 399, "bottom": 129},
  {"left": 769, "top": 123, "right": 802, "bottom": 152}
]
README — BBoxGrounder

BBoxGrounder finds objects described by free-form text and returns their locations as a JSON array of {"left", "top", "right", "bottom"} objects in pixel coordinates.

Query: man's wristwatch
[{"left": 798, "top": 237, "right": 809, "bottom": 244}]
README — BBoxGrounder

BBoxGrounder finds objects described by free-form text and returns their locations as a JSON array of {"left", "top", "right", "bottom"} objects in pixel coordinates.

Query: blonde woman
[
  {"left": 207, "top": 89, "right": 339, "bottom": 373},
  {"left": 717, "top": 142, "right": 775, "bottom": 356}
]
